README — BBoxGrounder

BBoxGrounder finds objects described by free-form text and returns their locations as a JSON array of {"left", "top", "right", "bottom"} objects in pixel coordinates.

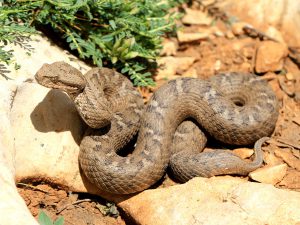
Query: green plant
[
  {"left": 1, "top": 0, "right": 185, "bottom": 86},
  {"left": 0, "top": 1, "right": 36, "bottom": 79},
  {"left": 38, "top": 210, "right": 64, "bottom": 225},
  {"left": 97, "top": 202, "right": 119, "bottom": 218}
]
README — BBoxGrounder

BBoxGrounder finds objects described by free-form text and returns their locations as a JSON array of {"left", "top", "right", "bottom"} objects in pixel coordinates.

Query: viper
[{"left": 35, "top": 62, "right": 279, "bottom": 194}]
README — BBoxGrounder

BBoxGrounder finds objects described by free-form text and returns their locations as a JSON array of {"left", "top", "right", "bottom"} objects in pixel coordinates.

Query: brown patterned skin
[{"left": 35, "top": 62, "right": 279, "bottom": 194}]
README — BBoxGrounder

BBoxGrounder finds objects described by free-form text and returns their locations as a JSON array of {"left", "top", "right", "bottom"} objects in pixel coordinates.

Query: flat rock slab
[
  {"left": 119, "top": 177, "right": 300, "bottom": 225},
  {"left": 255, "top": 41, "right": 288, "bottom": 73},
  {"left": 216, "top": 0, "right": 300, "bottom": 47},
  {"left": 11, "top": 82, "right": 84, "bottom": 189}
]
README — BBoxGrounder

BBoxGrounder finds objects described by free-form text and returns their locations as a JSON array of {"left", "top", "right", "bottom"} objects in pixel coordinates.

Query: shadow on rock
[{"left": 30, "top": 89, "right": 86, "bottom": 145}]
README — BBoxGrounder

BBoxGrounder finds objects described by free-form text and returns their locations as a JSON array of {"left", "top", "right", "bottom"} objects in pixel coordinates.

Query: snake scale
[{"left": 35, "top": 62, "right": 279, "bottom": 194}]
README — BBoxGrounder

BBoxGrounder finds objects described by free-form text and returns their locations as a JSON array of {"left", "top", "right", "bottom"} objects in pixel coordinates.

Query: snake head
[{"left": 35, "top": 61, "right": 86, "bottom": 97}]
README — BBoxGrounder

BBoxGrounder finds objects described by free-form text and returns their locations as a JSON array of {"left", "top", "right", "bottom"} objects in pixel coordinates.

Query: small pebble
[{"left": 249, "top": 163, "right": 288, "bottom": 185}]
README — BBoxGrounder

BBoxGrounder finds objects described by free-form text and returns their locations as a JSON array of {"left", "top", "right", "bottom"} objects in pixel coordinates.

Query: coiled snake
[{"left": 35, "top": 62, "right": 279, "bottom": 194}]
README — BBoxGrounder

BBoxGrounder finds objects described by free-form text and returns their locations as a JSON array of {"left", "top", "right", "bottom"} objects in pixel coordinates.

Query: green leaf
[
  {"left": 111, "top": 56, "right": 118, "bottom": 64},
  {"left": 121, "top": 67, "right": 129, "bottom": 73},
  {"left": 38, "top": 210, "right": 53, "bottom": 225},
  {"left": 54, "top": 216, "right": 64, "bottom": 225},
  {"left": 109, "top": 20, "right": 117, "bottom": 30},
  {"left": 123, "top": 51, "right": 139, "bottom": 59}
]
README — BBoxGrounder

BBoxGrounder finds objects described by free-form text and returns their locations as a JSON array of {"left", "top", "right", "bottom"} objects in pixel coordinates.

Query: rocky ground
[{"left": 1, "top": 1, "right": 300, "bottom": 225}]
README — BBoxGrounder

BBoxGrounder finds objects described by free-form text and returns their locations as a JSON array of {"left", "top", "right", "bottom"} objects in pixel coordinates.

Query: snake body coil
[{"left": 35, "top": 62, "right": 279, "bottom": 194}]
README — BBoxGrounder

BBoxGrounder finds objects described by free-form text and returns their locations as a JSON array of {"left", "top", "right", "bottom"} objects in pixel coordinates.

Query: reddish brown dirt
[
  {"left": 18, "top": 183, "right": 125, "bottom": 225},
  {"left": 18, "top": 3, "right": 300, "bottom": 224}
]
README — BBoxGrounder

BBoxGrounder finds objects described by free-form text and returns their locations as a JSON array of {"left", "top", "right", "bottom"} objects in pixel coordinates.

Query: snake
[{"left": 35, "top": 61, "right": 279, "bottom": 194}]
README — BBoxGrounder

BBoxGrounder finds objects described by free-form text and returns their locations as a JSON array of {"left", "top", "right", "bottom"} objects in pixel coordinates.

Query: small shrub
[{"left": 0, "top": 0, "right": 185, "bottom": 86}]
